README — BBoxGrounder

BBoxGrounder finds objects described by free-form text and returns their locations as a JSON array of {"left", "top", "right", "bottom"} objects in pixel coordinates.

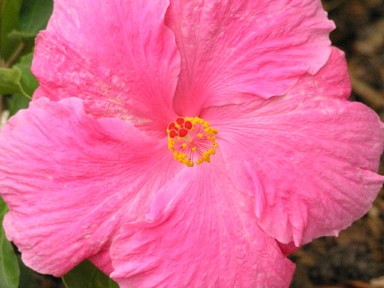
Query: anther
[{"left": 166, "top": 116, "right": 219, "bottom": 167}]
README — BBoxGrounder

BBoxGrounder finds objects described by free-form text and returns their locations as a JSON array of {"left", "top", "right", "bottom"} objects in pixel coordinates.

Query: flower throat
[{"left": 166, "top": 117, "right": 218, "bottom": 167}]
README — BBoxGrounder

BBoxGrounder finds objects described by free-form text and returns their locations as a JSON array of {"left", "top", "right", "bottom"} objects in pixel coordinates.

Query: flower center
[{"left": 166, "top": 117, "right": 218, "bottom": 167}]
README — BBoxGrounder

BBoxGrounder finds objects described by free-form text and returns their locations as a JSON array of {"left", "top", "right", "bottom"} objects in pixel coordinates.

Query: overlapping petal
[
  {"left": 110, "top": 164, "right": 295, "bottom": 288},
  {"left": 205, "top": 50, "right": 383, "bottom": 246},
  {"left": 32, "top": 0, "right": 180, "bottom": 132},
  {"left": 166, "top": 0, "right": 335, "bottom": 115},
  {"left": 0, "top": 98, "right": 181, "bottom": 276}
]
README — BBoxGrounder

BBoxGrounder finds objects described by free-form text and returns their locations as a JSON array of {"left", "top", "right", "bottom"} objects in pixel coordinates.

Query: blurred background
[{"left": 0, "top": 0, "right": 383, "bottom": 287}]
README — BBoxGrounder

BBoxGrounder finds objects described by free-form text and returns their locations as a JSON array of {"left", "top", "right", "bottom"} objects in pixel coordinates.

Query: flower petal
[
  {"left": 32, "top": 0, "right": 180, "bottom": 130},
  {"left": 287, "top": 47, "right": 351, "bottom": 100},
  {"left": 205, "top": 78, "right": 383, "bottom": 246},
  {"left": 166, "top": 0, "right": 335, "bottom": 115},
  {"left": 110, "top": 165, "right": 295, "bottom": 288},
  {"left": 0, "top": 98, "right": 181, "bottom": 276}
]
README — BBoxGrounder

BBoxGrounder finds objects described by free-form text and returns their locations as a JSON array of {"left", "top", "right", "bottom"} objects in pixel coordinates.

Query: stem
[{"left": 5, "top": 42, "right": 25, "bottom": 68}]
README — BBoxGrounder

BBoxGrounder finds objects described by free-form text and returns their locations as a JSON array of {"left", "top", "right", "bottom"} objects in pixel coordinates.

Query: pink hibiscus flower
[{"left": 0, "top": 0, "right": 383, "bottom": 287}]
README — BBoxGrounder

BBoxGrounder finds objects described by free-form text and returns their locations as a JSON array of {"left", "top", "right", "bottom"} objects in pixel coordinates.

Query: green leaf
[
  {"left": 63, "top": 260, "right": 119, "bottom": 288},
  {"left": 9, "top": 0, "right": 53, "bottom": 39},
  {"left": 0, "top": 197, "right": 20, "bottom": 288},
  {"left": 5, "top": 93, "right": 30, "bottom": 116},
  {"left": 14, "top": 53, "right": 38, "bottom": 96},
  {"left": 0, "top": 0, "right": 22, "bottom": 61},
  {"left": 3, "top": 53, "right": 37, "bottom": 116},
  {"left": 0, "top": 52, "right": 37, "bottom": 97},
  {"left": 0, "top": 66, "right": 25, "bottom": 95},
  {"left": 0, "top": 65, "right": 31, "bottom": 99}
]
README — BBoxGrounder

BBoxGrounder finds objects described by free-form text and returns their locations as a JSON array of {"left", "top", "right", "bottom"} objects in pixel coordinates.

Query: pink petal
[
  {"left": 110, "top": 165, "right": 295, "bottom": 287},
  {"left": 287, "top": 48, "right": 351, "bottom": 100},
  {"left": 32, "top": 0, "right": 180, "bottom": 131},
  {"left": 0, "top": 98, "right": 181, "bottom": 276},
  {"left": 166, "top": 0, "right": 335, "bottom": 115},
  {"left": 204, "top": 61, "right": 383, "bottom": 246}
]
